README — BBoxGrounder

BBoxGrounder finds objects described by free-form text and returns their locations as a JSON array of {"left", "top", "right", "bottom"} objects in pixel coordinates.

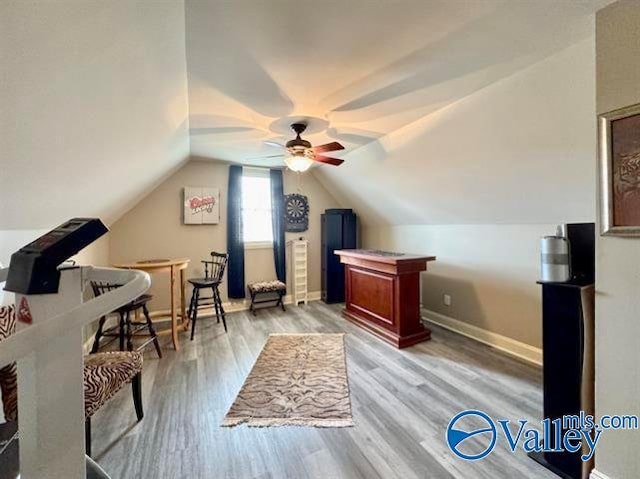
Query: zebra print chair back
[
  {"left": 0, "top": 304, "right": 15, "bottom": 339},
  {"left": 0, "top": 305, "right": 18, "bottom": 422},
  {"left": 0, "top": 303, "right": 144, "bottom": 448}
]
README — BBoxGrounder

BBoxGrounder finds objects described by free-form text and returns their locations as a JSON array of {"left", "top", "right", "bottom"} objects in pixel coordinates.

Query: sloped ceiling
[
  {"left": 185, "top": 0, "right": 606, "bottom": 167},
  {"left": 1, "top": 1, "right": 190, "bottom": 229},
  {"left": 313, "top": 37, "right": 597, "bottom": 226},
  {"left": 2, "top": 0, "right": 612, "bottom": 230}
]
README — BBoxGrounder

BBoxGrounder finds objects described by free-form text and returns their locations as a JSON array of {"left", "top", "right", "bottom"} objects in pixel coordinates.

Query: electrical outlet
[{"left": 443, "top": 294, "right": 452, "bottom": 307}]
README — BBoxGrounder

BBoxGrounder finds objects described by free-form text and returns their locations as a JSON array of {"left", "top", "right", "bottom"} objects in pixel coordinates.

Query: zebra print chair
[
  {"left": 0, "top": 305, "right": 17, "bottom": 423},
  {"left": 0, "top": 304, "right": 144, "bottom": 456}
]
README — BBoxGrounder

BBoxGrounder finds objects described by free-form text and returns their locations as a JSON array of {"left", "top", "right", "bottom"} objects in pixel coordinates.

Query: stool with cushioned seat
[
  {"left": 0, "top": 304, "right": 144, "bottom": 456},
  {"left": 247, "top": 280, "right": 287, "bottom": 316}
]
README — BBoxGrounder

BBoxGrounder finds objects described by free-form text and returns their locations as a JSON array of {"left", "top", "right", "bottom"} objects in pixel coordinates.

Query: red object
[
  {"left": 312, "top": 141, "right": 344, "bottom": 154},
  {"left": 335, "top": 250, "right": 436, "bottom": 348},
  {"left": 18, "top": 297, "right": 33, "bottom": 324},
  {"left": 189, "top": 195, "right": 215, "bottom": 213},
  {"left": 313, "top": 155, "right": 344, "bottom": 166}
]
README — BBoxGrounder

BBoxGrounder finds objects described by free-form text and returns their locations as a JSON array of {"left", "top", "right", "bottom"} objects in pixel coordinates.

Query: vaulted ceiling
[
  {"left": 1, "top": 1, "right": 190, "bottom": 229},
  {"left": 2, "top": 0, "right": 612, "bottom": 231},
  {"left": 185, "top": 0, "right": 606, "bottom": 167}
]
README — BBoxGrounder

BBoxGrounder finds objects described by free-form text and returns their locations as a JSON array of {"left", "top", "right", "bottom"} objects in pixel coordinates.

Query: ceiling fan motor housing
[
  {"left": 259, "top": 121, "right": 342, "bottom": 166},
  {"left": 286, "top": 122, "right": 312, "bottom": 151}
]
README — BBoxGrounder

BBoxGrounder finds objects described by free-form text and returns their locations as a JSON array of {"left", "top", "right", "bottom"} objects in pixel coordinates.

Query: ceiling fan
[{"left": 255, "top": 123, "right": 345, "bottom": 172}]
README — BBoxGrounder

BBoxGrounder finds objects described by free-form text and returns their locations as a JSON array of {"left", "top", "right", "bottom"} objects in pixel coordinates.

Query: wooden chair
[
  {"left": 90, "top": 282, "right": 162, "bottom": 358},
  {"left": 187, "top": 252, "right": 228, "bottom": 340},
  {"left": 0, "top": 304, "right": 144, "bottom": 457}
]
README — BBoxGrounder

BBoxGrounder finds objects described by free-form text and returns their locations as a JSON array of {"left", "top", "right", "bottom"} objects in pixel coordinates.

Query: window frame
[
  {"left": 240, "top": 167, "right": 274, "bottom": 248},
  {"left": 244, "top": 241, "right": 273, "bottom": 250}
]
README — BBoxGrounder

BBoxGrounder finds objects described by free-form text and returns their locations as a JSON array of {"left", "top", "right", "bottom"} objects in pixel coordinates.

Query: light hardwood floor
[{"left": 92, "top": 301, "right": 556, "bottom": 479}]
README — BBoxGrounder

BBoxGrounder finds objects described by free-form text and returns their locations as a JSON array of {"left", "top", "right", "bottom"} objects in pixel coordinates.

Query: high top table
[
  {"left": 335, "top": 249, "right": 436, "bottom": 348},
  {"left": 113, "top": 258, "right": 190, "bottom": 351}
]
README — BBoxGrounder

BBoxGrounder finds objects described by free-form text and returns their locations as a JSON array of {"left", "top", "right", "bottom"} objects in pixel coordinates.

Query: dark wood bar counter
[{"left": 334, "top": 249, "right": 436, "bottom": 348}]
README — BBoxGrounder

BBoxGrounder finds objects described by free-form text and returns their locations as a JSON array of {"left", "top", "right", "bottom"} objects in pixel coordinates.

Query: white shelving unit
[{"left": 289, "top": 239, "right": 308, "bottom": 305}]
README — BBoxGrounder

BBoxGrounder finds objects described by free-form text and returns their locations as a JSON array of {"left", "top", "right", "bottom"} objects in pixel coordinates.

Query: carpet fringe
[
  {"left": 268, "top": 333, "right": 346, "bottom": 337},
  {"left": 221, "top": 417, "right": 355, "bottom": 428}
]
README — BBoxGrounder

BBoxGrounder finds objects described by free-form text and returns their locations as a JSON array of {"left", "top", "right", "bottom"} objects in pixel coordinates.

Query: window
[{"left": 241, "top": 168, "right": 273, "bottom": 245}]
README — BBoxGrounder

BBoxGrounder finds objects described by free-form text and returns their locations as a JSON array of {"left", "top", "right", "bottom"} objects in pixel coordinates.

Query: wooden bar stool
[
  {"left": 90, "top": 282, "right": 162, "bottom": 358},
  {"left": 188, "top": 252, "right": 228, "bottom": 340}
]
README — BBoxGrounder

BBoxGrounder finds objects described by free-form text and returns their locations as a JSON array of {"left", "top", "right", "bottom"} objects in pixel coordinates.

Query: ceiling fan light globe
[{"left": 285, "top": 155, "right": 313, "bottom": 172}]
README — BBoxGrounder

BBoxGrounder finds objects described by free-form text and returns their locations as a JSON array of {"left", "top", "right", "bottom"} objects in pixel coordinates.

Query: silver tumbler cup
[{"left": 540, "top": 235, "right": 571, "bottom": 282}]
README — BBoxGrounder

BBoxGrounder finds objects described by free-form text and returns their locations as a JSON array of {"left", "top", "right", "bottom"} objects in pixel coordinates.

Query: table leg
[
  {"left": 180, "top": 267, "right": 189, "bottom": 331},
  {"left": 170, "top": 265, "right": 179, "bottom": 351}
]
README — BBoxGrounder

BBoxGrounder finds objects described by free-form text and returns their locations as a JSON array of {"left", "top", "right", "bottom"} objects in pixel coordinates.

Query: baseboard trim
[
  {"left": 221, "top": 290, "right": 322, "bottom": 313},
  {"left": 421, "top": 308, "right": 542, "bottom": 366},
  {"left": 152, "top": 290, "right": 322, "bottom": 318},
  {"left": 590, "top": 469, "right": 613, "bottom": 479}
]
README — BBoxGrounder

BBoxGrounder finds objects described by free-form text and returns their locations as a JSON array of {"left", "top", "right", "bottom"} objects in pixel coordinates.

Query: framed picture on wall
[
  {"left": 184, "top": 187, "right": 220, "bottom": 224},
  {"left": 599, "top": 102, "right": 640, "bottom": 236}
]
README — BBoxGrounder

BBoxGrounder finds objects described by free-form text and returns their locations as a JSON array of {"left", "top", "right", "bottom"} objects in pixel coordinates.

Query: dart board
[{"left": 284, "top": 194, "right": 309, "bottom": 232}]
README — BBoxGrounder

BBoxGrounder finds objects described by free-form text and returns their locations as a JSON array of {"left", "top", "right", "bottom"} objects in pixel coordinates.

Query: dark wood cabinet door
[{"left": 346, "top": 266, "right": 395, "bottom": 328}]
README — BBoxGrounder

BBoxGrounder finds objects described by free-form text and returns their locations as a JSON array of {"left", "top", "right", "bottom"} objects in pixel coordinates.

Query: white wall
[
  {"left": 0, "top": 230, "right": 46, "bottom": 268},
  {"left": 315, "top": 37, "right": 596, "bottom": 227},
  {"left": 1, "top": 1, "right": 188, "bottom": 310},
  {"left": 0, "top": 1, "right": 190, "bottom": 230},
  {"left": 317, "top": 36, "right": 596, "bottom": 349},
  {"left": 594, "top": 1, "right": 640, "bottom": 477}
]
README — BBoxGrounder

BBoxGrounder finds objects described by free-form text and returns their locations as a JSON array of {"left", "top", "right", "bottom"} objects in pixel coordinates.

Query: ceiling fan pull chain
[{"left": 297, "top": 171, "right": 303, "bottom": 192}]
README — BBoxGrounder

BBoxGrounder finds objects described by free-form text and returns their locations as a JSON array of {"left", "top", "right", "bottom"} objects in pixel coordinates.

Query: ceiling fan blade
[
  {"left": 311, "top": 141, "right": 345, "bottom": 154},
  {"left": 264, "top": 140, "right": 285, "bottom": 148},
  {"left": 312, "top": 155, "right": 344, "bottom": 166}
]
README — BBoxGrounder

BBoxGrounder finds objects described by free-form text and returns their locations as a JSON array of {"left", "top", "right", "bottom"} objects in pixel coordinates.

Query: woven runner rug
[{"left": 222, "top": 333, "right": 354, "bottom": 427}]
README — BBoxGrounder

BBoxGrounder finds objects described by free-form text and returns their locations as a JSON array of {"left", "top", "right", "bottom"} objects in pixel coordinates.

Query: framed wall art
[
  {"left": 183, "top": 187, "right": 220, "bottom": 224},
  {"left": 598, "top": 102, "right": 640, "bottom": 236}
]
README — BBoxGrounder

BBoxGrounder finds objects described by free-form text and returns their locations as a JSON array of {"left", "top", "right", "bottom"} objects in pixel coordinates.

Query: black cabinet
[
  {"left": 529, "top": 282, "right": 594, "bottom": 479},
  {"left": 321, "top": 209, "right": 357, "bottom": 303},
  {"left": 529, "top": 223, "right": 595, "bottom": 479}
]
